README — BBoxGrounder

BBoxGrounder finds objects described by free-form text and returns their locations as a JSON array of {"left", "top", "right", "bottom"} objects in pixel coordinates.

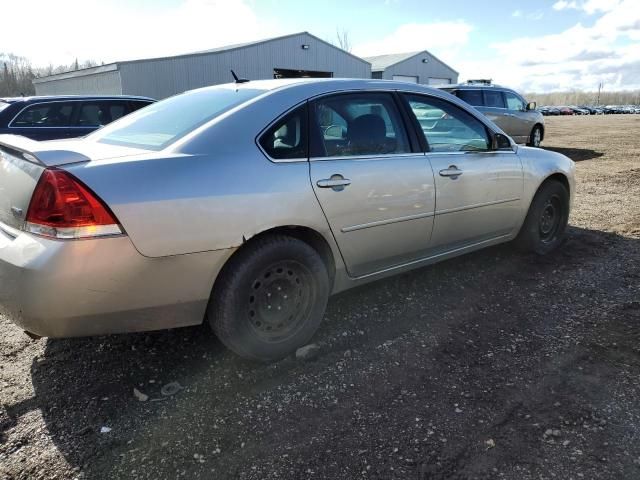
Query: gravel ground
[{"left": 1, "top": 115, "right": 639, "bottom": 480}]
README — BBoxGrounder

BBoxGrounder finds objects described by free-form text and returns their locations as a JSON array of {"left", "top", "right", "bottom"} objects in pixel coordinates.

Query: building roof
[
  {"left": 33, "top": 31, "right": 370, "bottom": 84},
  {"left": 363, "top": 50, "right": 459, "bottom": 75}
]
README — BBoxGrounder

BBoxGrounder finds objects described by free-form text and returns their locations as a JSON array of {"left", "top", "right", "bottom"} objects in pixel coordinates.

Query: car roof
[
  {"left": 440, "top": 82, "right": 515, "bottom": 91},
  {"left": 0, "top": 95, "right": 155, "bottom": 103},
  {"left": 186, "top": 77, "right": 455, "bottom": 97}
]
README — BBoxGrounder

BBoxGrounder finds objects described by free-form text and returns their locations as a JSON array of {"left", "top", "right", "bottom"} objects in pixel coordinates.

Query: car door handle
[
  {"left": 439, "top": 166, "right": 463, "bottom": 179},
  {"left": 317, "top": 176, "right": 351, "bottom": 189}
]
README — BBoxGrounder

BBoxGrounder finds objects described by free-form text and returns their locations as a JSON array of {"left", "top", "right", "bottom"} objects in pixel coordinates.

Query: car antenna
[{"left": 230, "top": 70, "right": 250, "bottom": 84}]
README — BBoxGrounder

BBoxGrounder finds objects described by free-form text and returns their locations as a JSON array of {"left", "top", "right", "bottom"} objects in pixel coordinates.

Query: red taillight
[{"left": 25, "top": 168, "right": 122, "bottom": 239}]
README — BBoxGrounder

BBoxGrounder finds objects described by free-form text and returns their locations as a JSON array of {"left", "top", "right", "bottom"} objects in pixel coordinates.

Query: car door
[
  {"left": 308, "top": 92, "right": 436, "bottom": 278},
  {"left": 480, "top": 89, "right": 517, "bottom": 136},
  {"left": 401, "top": 93, "right": 523, "bottom": 251},
  {"left": 503, "top": 91, "right": 534, "bottom": 141},
  {"left": 8, "top": 101, "right": 79, "bottom": 140}
]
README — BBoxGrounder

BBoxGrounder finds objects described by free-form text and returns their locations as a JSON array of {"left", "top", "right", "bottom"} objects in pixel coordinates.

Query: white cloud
[
  {"left": 352, "top": 21, "right": 473, "bottom": 58},
  {"left": 552, "top": 0, "right": 621, "bottom": 13},
  {"left": 0, "top": 0, "right": 281, "bottom": 67},
  {"left": 512, "top": 9, "right": 544, "bottom": 20},
  {"left": 553, "top": 1, "right": 579, "bottom": 11},
  {"left": 459, "top": 0, "right": 640, "bottom": 91}
]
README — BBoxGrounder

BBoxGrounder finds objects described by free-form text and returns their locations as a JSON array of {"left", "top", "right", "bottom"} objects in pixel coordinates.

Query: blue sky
[{"left": 1, "top": 0, "right": 638, "bottom": 92}]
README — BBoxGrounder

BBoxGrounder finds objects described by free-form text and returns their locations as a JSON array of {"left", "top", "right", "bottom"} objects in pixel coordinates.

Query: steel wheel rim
[
  {"left": 539, "top": 194, "right": 562, "bottom": 243},
  {"left": 247, "top": 260, "right": 315, "bottom": 341}
]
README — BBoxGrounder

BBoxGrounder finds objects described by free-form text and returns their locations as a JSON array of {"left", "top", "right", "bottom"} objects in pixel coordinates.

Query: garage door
[
  {"left": 427, "top": 77, "right": 451, "bottom": 85},
  {"left": 392, "top": 75, "right": 418, "bottom": 83}
]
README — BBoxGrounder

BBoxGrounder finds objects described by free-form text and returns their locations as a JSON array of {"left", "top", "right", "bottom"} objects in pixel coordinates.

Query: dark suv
[
  {"left": 0, "top": 95, "right": 154, "bottom": 141},
  {"left": 440, "top": 81, "right": 545, "bottom": 147}
]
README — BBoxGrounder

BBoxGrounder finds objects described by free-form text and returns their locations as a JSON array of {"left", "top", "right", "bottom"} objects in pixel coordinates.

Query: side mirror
[
  {"left": 526, "top": 101, "right": 537, "bottom": 111},
  {"left": 492, "top": 133, "right": 512, "bottom": 150}
]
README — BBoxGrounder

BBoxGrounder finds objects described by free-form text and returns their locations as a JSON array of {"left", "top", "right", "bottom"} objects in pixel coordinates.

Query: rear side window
[
  {"left": 77, "top": 101, "right": 130, "bottom": 126},
  {"left": 456, "top": 90, "right": 484, "bottom": 107},
  {"left": 404, "top": 94, "right": 489, "bottom": 152},
  {"left": 11, "top": 102, "right": 76, "bottom": 127},
  {"left": 129, "top": 100, "right": 151, "bottom": 113},
  {"left": 77, "top": 103, "right": 102, "bottom": 126},
  {"left": 484, "top": 91, "right": 506, "bottom": 108},
  {"left": 259, "top": 105, "right": 308, "bottom": 160},
  {"left": 311, "top": 92, "right": 410, "bottom": 157}
]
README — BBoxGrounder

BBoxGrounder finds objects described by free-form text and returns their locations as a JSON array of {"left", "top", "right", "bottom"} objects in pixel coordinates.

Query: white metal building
[
  {"left": 364, "top": 51, "right": 458, "bottom": 85},
  {"left": 33, "top": 32, "right": 371, "bottom": 99}
]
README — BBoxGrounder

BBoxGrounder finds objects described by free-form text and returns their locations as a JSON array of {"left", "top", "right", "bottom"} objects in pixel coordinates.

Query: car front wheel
[
  {"left": 515, "top": 179, "right": 569, "bottom": 255},
  {"left": 208, "top": 235, "right": 330, "bottom": 361}
]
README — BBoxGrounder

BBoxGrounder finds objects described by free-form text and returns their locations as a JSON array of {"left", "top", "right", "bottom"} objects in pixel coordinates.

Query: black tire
[
  {"left": 515, "top": 180, "right": 569, "bottom": 255},
  {"left": 208, "top": 235, "right": 330, "bottom": 361},
  {"left": 527, "top": 125, "right": 543, "bottom": 147}
]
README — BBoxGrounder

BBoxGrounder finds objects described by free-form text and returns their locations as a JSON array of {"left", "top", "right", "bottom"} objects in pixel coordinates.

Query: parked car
[
  {"left": 558, "top": 106, "right": 574, "bottom": 115},
  {"left": 0, "top": 95, "right": 154, "bottom": 141},
  {"left": 569, "top": 106, "right": 589, "bottom": 115},
  {"left": 0, "top": 79, "right": 575, "bottom": 361},
  {"left": 540, "top": 106, "right": 561, "bottom": 116},
  {"left": 440, "top": 81, "right": 545, "bottom": 147}
]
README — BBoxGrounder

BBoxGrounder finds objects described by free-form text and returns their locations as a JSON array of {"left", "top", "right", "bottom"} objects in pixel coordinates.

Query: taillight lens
[{"left": 25, "top": 168, "right": 123, "bottom": 239}]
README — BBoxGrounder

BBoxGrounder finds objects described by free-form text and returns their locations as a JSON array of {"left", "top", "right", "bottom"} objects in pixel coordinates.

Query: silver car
[
  {"left": 441, "top": 81, "right": 545, "bottom": 147},
  {"left": 0, "top": 79, "right": 574, "bottom": 361}
]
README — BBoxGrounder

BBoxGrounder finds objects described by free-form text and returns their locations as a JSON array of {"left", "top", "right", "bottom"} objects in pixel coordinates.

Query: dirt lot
[{"left": 1, "top": 115, "right": 639, "bottom": 480}]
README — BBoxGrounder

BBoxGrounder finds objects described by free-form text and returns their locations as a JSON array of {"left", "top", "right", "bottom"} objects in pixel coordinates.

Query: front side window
[
  {"left": 11, "top": 102, "right": 76, "bottom": 127},
  {"left": 259, "top": 104, "right": 308, "bottom": 160},
  {"left": 89, "top": 87, "right": 265, "bottom": 150},
  {"left": 311, "top": 93, "right": 410, "bottom": 157},
  {"left": 505, "top": 92, "right": 526, "bottom": 111},
  {"left": 404, "top": 94, "right": 490, "bottom": 152},
  {"left": 484, "top": 90, "right": 506, "bottom": 108}
]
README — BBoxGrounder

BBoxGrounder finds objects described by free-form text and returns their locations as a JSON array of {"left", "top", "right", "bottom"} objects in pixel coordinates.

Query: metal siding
[
  {"left": 120, "top": 33, "right": 370, "bottom": 99},
  {"left": 33, "top": 71, "right": 122, "bottom": 95},
  {"left": 381, "top": 52, "right": 458, "bottom": 85}
]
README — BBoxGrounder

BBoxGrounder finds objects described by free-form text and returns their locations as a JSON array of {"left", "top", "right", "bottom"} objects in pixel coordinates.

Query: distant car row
[{"left": 539, "top": 105, "right": 640, "bottom": 116}]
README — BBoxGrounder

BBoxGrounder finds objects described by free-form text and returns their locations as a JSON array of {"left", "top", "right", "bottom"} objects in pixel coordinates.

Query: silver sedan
[{"left": 0, "top": 79, "right": 575, "bottom": 361}]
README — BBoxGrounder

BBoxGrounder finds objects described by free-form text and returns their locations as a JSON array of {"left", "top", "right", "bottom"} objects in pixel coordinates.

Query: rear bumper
[{"left": 0, "top": 222, "right": 234, "bottom": 337}]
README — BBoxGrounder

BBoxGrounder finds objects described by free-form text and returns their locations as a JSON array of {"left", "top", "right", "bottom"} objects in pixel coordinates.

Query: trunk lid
[{"left": 0, "top": 134, "right": 146, "bottom": 230}]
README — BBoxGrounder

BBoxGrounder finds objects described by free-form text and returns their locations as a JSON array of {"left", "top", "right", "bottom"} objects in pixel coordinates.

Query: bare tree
[
  {"left": 335, "top": 27, "right": 351, "bottom": 53},
  {"left": 0, "top": 52, "right": 102, "bottom": 96}
]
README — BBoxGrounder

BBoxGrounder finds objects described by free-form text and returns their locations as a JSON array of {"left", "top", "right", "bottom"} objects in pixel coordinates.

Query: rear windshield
[
  {"left": 89, "top": 87, "right": 264, "bottom": 150},
  {"left": 0, "top": 102, "right": 10, "bottom": 113}
]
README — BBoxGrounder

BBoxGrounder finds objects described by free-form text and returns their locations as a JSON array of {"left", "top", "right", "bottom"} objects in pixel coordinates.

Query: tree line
[
  {"left": 526, "top": 90, "right": 640, "bottom": 106},
  {"left": 0, "top": 52, "right": 99, "bottom": 97}
]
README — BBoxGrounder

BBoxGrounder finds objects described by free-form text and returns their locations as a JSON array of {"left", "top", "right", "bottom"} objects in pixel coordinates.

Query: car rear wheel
[
  {"left": 515, "top": 179, "right": 569, "bottom": 255},
  {"left": 208, "top": 235, "right": 330, "bottom": 361},
  {"left": 527, "top": 125, "right": 543, "bottom": 147}
]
